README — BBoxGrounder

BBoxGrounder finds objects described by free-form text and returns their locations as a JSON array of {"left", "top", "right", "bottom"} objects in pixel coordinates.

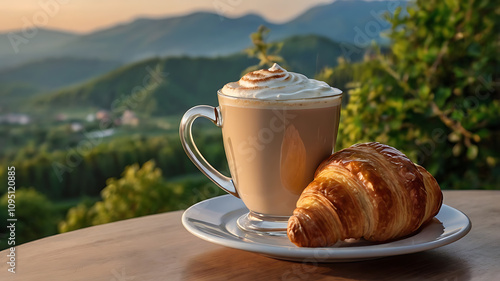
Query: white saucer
[{"left": 181, "top": 195, "right": 471, "bottom": 262}]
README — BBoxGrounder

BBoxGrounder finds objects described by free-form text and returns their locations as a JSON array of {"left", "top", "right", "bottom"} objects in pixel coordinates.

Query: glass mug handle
[{"left": 179, "top": 105, "right": 239, "bottom": 198}]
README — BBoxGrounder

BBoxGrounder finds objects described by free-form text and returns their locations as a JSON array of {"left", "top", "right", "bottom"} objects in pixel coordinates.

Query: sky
[{"left": 1, "top": 0, "right": 334, "bottom": 33}]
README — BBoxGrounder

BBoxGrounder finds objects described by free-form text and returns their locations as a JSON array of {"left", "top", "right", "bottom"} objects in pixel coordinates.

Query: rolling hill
[
  {"left": 0, "top": 57, "right": 121, "bottom": 90},
  {"left": 32, "top": 35, "right": 364, "bottom": 116},
  {"left": 0, "top": 58, "right": 121, "bottom": 110}
]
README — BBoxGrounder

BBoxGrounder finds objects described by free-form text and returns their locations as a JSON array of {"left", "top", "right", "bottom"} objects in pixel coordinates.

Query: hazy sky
[{"left": 2, "top": 0, "right": 334, "bottom": 33}]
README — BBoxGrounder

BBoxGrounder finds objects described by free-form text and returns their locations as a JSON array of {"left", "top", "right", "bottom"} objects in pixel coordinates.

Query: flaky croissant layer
[{"left": 287, "top": 142, "right": 443, "bottom": 247}]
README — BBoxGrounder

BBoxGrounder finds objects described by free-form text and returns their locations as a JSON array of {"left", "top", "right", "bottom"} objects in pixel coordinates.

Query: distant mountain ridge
[
  {"left": 0, "top": 29, "right": 77, "bottom": 68},
  {"left": 0, "top": 0, "right": 407, "bottom": 69}
]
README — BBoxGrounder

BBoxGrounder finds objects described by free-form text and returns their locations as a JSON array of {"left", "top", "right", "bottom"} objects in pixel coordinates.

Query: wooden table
[{"left": 1, "top": 190, "right": 499, "bottom": 280}]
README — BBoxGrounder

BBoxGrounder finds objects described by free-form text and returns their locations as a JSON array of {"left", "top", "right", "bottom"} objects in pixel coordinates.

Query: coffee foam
[
  {"left": 220, "top": 63, "right": 342, "bottom": 100},
  {"left": 218, "top": 92, "right": 342, "bottom": 109}
]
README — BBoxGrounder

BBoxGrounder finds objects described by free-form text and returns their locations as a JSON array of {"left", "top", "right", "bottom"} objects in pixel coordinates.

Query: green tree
[
  {"left": 316, "top": 58, "right": 366, "bottom": 106},
  {"left": 59, "top": 160, "right": 171, "bottom": 231},
  {"left": 57, "top": 201, "right": 95, "bottom": 234},
  {"left": 324, "top": 0, "right": 499, "bottom": 189},
  {"left": 242, "top": 25, "right": 287, "bottom": 75},
  {"left": 59, "top": 160, "right": 224, "bottom": 232},
  {"left": 0, "top": 188, "right": 57, "bottom": 249}
]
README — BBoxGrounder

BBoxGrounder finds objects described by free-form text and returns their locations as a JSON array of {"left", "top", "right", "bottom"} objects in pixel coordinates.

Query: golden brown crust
[{"left": 287, "top": 142, "right": 443, "bottom": 247}]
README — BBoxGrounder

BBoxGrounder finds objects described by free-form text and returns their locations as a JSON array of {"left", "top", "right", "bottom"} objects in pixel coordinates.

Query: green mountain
[
  {"left": 33, "top": 55, "right": 254, "bottom": 115},
  {"left": 0, "top": 58, "right": 121, "bottom": 110},
  {"left": 0, "top": 57, "right": 121, "bottom": 89},
  {"left": 33, "top": 35, "right": 364, "bottom": 116}
]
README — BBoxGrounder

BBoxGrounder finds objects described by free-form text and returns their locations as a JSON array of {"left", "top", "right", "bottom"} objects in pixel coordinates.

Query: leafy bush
[
  {"left": 59, "top": 161, "right": 224, "bottom": 232},
  {"left": 321, "top": 0, "right": 499, "bottom": 189},
  {"left": 242, "top": 25, "right": 286, "bottom": 74},
  {"left": 0, "top": 188, "right": 57, "bottom": 249}
]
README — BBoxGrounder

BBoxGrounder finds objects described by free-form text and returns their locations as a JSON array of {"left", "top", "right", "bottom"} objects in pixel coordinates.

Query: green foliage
[
  {"left": 0, "top": 188, "right": 57, "bottom": 249},
  {"left": 280, "top": 35, "right": 364, "bottom": 77},
  {"left": 0, "top": 83, "right": 41, "bottom": 109},
  {"left": 0, "top": 134, "right": 197, "bottom": 199},
  {"left": 59, "top": 161, "right": 224, "bottom": 232},
  {"left": 57, "top": 202, "right": 94, "bottom": 234},
  {"left": 242, "top": 25, "right": 286, "bottom": 74},
  {"left": 316, "top": 59, "right": 367, "bottom": 106},
  {"left": 323, "top": 0, "right": 500, "bottom": 189},
  {"left": 59, "top": 161, "right": 167, "bottom": 231},
  {"left": 95, "top": 161, "right": 176, "bottom": 223}
]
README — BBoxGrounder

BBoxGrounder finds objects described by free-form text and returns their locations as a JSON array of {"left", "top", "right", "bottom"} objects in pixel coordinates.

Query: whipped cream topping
[{"left": 220, "top": 63, "right": 341, "bottom": 100}]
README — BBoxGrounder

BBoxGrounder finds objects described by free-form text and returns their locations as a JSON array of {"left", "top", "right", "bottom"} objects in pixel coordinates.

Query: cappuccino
[
  {"left": 219, "top": 94, "right": 341, "bottom": 215},
  {"left": 219, "top": 63, "right": 342, "bottom": 216},
  {"left": 180, "top": 63, "right": 342, "bottom": 234}
]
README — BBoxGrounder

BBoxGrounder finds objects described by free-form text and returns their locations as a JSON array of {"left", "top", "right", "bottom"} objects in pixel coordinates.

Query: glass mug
[{"left": 180, "top": 90, "right": 342, "bottom": 235}]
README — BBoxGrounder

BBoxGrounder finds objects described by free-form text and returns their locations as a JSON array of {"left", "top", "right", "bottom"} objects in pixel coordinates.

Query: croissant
[{"left": 287, "top": 142, "right": 443, "bottom": 247}]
